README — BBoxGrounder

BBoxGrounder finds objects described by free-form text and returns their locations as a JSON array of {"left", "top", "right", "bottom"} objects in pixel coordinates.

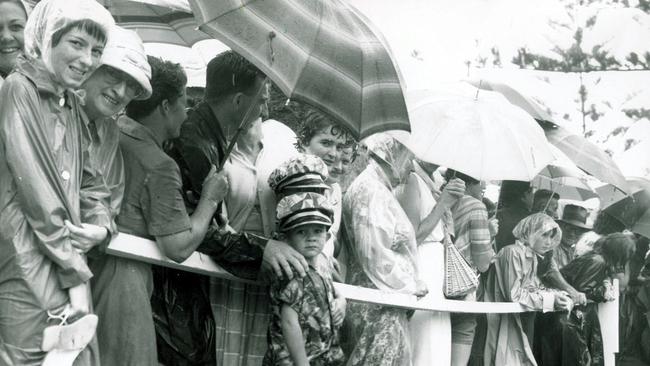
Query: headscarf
[
  {"left": 23, "top": 0, "right": 114, "bottom": 74},
  {"left": 364, "top": 133, "right": 414, "bottom": 185},
  {"left": 512, "top": 212, "right": 562, "bottom": 248}
]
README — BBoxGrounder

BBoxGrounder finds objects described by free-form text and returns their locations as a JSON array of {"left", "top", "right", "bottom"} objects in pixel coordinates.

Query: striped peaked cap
[
  {"left": 276, "top": 192, "right": 333, "bottom": 232},
  {"left": 268, "top": 154, "right": 330, "bottom": 194}
]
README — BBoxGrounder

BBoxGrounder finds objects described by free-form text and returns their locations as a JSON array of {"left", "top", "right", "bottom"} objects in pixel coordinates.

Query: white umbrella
[
  {"left": 532, "top": 144, "right": 598, "bottom": 201},
  {"left": 393, "top": 88, "right": 554, "bottom": 181}
]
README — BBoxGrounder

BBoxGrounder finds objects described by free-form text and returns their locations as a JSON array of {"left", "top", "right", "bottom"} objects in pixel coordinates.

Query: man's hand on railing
[{"left": 262, "top": 239, "right": 309, "bottom": 279}]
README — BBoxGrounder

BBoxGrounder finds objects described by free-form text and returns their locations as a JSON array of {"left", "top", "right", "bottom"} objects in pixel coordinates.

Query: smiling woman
[
  {"left": 0, "top": 0, "right": 27, "bottom": 83},
  {"left": 0, "top": 0, "right": 115, "bottom": 364}
]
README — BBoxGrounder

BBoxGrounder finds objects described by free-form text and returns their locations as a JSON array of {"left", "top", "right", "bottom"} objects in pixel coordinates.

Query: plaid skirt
[{"left": 210, "top": 278, "right": 270, "bottom": 366}]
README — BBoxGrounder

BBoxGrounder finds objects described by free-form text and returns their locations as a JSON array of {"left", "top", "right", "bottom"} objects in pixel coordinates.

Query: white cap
[{"left": 100, "top": 26, "right": 152, "bottom": 100}]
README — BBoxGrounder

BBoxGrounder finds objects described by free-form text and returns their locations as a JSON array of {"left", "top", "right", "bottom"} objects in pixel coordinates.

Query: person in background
[
  {"left": 0, "top": 0, "right": 27, "bottom": 87},
  {"left": 264, "top": 192, "right": 345, "bottom": 366},
  {"left": 531, "top": 189, "right": 560, "bottom": 219},
  {"left": 342, "top": 133, "right": 427, "bottom": 366},
  {"left": 397, "top": 159, "right": 465, "bottom": 366},
  {"left": 553, "top": 205, "right": 592, "bottom": 269},
  {"left": 445, "top": 169, "right": 497, "bottom": 366},
  {"left": 535, "top": 233, "right": 635, "bottom": 366},
  {"left": 483, "top": 197, "right": 496, "bottom": 219},
  {"left": 114, "top": 55, "right": 229, "bottom": 365},
  {"left": 81, "top": 27, "right": 154, "bottom": 366},
  {"left": 0, "top": 0, "right": 115, "bottom": 363},
  {"left": 574, "top": 210, "right": 627, "bottom": 257},
  {"left": 480, "top": 213, "right": 573, "bottom": 366},
  {"left": 495, "top": 181, "right": 534, "bottom": 251},
  {"left": 294, "top": 110, "right": 358, "bottom": 260}
]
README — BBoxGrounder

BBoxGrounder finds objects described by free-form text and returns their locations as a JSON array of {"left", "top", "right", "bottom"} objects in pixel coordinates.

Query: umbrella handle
[{"left": 217, "top": 76, "right": 270, "bottom": 171}]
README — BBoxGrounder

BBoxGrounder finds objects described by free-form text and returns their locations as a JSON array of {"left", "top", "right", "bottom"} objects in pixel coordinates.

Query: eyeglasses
[{"left": 102, "top": 66, "right": 144, "bottom": 98}]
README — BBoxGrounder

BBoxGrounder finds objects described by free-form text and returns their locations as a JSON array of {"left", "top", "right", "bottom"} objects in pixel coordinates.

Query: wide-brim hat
[
  {"left": 100, "top": 26, "right": 152, "bottom": 100},
  {"left": 276, "top": 192, "right": 333, "bottom": 232},
  {"left": 557, "top": 204, "right": 592, "bottom": 230},
  {"left": 269, "top": 154, "right": 330, "bottom": 193}
]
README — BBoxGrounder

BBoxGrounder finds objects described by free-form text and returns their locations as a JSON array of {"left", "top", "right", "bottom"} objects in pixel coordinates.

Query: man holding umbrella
[{"left": 166, "top": 51, "right": 315, "bottom": 365}]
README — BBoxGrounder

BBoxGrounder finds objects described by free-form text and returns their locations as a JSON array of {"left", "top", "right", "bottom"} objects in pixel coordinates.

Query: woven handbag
[{"left": 443, "top": 233, "right": 479, "bottom": 298}]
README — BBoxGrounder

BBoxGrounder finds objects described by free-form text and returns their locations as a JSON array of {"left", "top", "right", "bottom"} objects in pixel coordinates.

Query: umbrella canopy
[
  {"left": 543, "top": 122, "right": 629, "bottom": 194},
  {"left": 597, "top": 177, "right": 650, "bottom": 239},
  {"left": 394, "top": 89, "right": 554, "bottom": 181},
  {"left": 467, "top": 78, "right": 629, "bottom": 194},
  {"left": 188, "top": 0, "right": 410, "bottom": 140},
  {"left": 101, "top": 0, "right": 209, "bottom": 47},
  {"left": 467, "top": 78, "right": 554, "bottom": 124},
  {"left": 532, "top": 144, "right": 598, "bottom": 201}
]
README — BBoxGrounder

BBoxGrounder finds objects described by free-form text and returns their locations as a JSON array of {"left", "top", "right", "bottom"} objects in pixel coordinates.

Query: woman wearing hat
[
  {"left": 79, "top": 26, "right": 156, "bottom": 366},
  {"left": 0, "top": 0, "right": 114, "bottom": 363},
  {"left": 341, "top": 133, "right": 427, "bottom": 366},
  {"left": 480, "top": 213, "right": 573, "bottom": 366}
]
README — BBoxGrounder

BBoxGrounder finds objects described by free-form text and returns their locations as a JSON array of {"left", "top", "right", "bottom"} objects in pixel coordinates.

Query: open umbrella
[
  {"left": 532, "top": 144, "right": 598, "bottom": 201},
  {"left": 468, "top": 78, "right": 629, "bottom": 194},
  {"left": 188, "top": 0, "right": 410, "bottom": 141},
  {"left": 393, "top": 88, "right": 554, "bottom": 181},
  {"left": 101, "top": 0, "right": 209, "bottom": 47},
  {"left": 597, "top": 177, "right": 650, "bottom": 239},
  {"left": 467, "top": 79, "right": 554, "bottom": 123},
  {"left": 543, "top": 122, "right": 629, "bottom": 194}
]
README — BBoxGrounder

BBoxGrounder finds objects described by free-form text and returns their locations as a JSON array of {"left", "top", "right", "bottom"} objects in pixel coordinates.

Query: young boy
[{"left": 263, "top": 192, "right": 345, "bottom": 366}]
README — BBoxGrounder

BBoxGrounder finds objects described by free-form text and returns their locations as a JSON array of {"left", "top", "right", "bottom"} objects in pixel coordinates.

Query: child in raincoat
[{"left": 0, "top": 0, "right": 114, "bottom": 364}]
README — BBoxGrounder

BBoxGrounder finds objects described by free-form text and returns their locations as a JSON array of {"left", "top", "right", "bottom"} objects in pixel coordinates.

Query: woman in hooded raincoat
[
  {"left": 479, "top": 213, "right": 573, "bottom": 366},
  {"left": 341, "top": 134, "right": 426, "bottom": 366},
  {"left": 0, "top": 0, "right": 114, "bottom": 364}
]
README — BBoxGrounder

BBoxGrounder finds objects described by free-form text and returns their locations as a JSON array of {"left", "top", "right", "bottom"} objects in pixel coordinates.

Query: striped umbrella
[
  {"left": 188, "top": 0, "right": 410, "bottom": 140},
  {"left": 100, "top": 0, "right": 209, "bottom": 47}
]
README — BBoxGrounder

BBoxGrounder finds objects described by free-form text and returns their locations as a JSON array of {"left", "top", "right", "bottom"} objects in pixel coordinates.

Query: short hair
[
  {"left": 498, "top": 180, "right": 532, "bottom": 208},
  {"left": 594, "top": 233, "right": 636, "bottom": 270},
  {"left": 126, "top": 56, "right": 187, "bottom": 121},
  {"left": 483, "top": 197, "right": 496, "bottom": 218},
  {"left": 51, "top": 19, "right": 107, "bottom": 49},
  {"left": 444, "top": 169, "right": 479, "bottom": 186},
  {"left": 593, "top": 210, "right": 626, "bottom": 235},
  {"left": 0, "top": 0, "right": 27, "bottom": 18},
  {"left": 295, "top": 110, "right": 357, "bottom": 151},
  {"left": 532, "top": 189, "right": 560, "bottom": 209},
  {"left": 204, "top": 50, "right": 263, "bottom": 101}
]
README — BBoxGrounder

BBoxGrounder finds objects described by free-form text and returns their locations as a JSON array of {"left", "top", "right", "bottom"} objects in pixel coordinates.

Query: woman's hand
[
  {"left": 488, "top": 218, "right": 499, "bottom": 238},
  {"left": 439, "top": 178, "right": 465, "bottom": 207},
  {"left": 64, "top": 220, "right": 108, "bottom": 253},
  {"left": 414, "top": 280, "right": 429, "bottom": 298},
  {"left": 202, "top": 165, "right": 229, "bottom": 205}
]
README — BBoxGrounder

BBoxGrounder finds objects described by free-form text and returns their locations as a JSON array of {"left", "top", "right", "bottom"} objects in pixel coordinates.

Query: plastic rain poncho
[
  {"left": 0, "top": 1, "right": 114, "bottom": 364},
  {"left": 479, "top": 213, "right": 564, "bottom": 366},
  {"left": 341, "top": 133, "right": 417, "bottom": 366}
]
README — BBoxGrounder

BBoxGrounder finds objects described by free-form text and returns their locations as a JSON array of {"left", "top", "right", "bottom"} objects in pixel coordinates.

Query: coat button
[
  {"left": 61, "top": 170, "right": 70, "bottom": 180},
  {"left": 58, "top": 97, "right": 65, "bottom": 107}
]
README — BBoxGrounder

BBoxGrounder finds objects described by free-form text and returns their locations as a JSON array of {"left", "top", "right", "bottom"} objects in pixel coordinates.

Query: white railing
[{"left": 107, "top": 232, "right": 619, "bottom": 365}]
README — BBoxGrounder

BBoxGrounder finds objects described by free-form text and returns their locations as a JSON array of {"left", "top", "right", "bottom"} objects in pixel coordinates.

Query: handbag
[{"left": 443, "top": 233, "right": 479, "bottom": 298}]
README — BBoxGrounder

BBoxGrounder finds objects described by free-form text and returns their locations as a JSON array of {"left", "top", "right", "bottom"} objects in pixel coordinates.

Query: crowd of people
[{"left": 0, "top": 0, "right": 648, "bottom": 366}]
